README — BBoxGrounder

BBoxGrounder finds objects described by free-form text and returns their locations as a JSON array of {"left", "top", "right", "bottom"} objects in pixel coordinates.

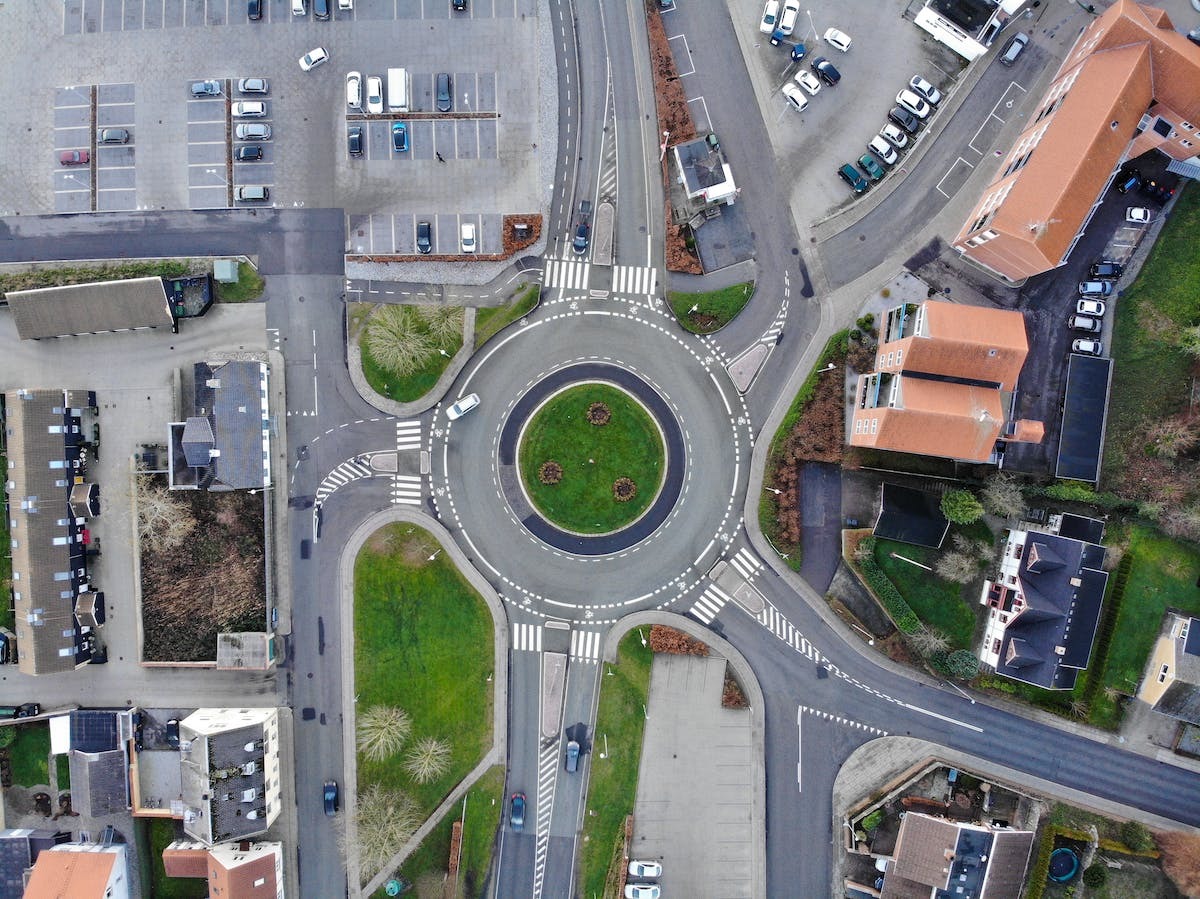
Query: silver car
[{"left": 446, "top": 393, "right": 480, "bottom": 420}]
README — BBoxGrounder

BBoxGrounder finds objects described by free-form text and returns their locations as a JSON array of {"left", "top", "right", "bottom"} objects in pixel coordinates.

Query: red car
[{"left": 59, "top": 150, "right": 90, "bottom": 166}]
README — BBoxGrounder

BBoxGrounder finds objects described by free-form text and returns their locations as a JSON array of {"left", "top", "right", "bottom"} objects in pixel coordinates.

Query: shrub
[
  {"left": 612, "top": 477, "right": 637, "bottom": 502},
  {"left": 854, "top": 538, "right": 920, "bottom": 633},
  {"left": 946, "top": 649, "right": 980, "bottom": 680},
  {"left": 1082, "top": 864, "right": 1107, "bottom": 888},
  {"left": 1121, "top": 820, "right": 1155, "bottom": 853},
  {"left": 861, "top": 809, "right": 884, "bottom": 833},
  {"left": 538, "top": 461, "right": 563, "bottom": 485},
  {"left": 648, "top": 625, "right": 708, "bottom": 656},
  {"left": 587, "top": 402, "right": 611, "bottom": 426},
  {"left": 941, "top": 489, "right": 984, "bottom": 524}
]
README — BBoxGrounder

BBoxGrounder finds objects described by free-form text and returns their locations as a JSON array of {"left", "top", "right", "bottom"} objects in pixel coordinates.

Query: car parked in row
[
  {"left": 888, "top": 106, "right": 921, "bottom": 135},
  {"left": 908, "top": 75, "right": 941, "bottom": 105},
  {"left": 436, "top": 72, "right": 453, "bottom": 112},
  {"left": 858, "top": 153, "right": 884, "bottom": 182},
  {"left": 868, "top": 134, "right": 897, "bottom": 166},
  {"left": 1072, "top": 338, "right": 1103, "bottom": 356},
  {"left": 366, "top": 75, "right": 384, "bottom": 114},
  {"left": 999, "top": 31, "right": 1029, "bottom": 66},
  {"left": 1078, "top": 280, "right": 1113, "bottom": 299},
  {"left": 624, "top": 886, "right": 660, "bottom": 899},
  {"left": 416, "top": 220, "right": 432, "bottom": 254},
  {"left": 879, "top": 122, "right": 908, "bottom": 149},
  {"left": 1069, "top": 314, "right": 1102, "bottom": 333},
  {"left": 238, "top": 77, "right": 268, "bottom": 94},
  {"left": 190, "top": 80, "right": 221, "bottom": 97},
  {"left": 59, "top": 149, "right": 89, "bottom": 166},
  {"left": 346, "top": 71, "right": 362, "bottom": 110},
  {"left": 348, "top": 125, "right": 363, "bottom": 157},
  {"left": 460, "top": 221, "right": 476, "bottom": 253},
  {"left": 629, "top": 860, "right": 663, "bottom": 878},
  {"left": 778, "top": 0, "right": 800, "bottom": 36},
  {"left": 759, "top": 0, "right": 779, "bottom": 34},
  {"left": 235, "top": 145, "right": 263, "bottom": 162},
  {"left": 823, "top": 27, "right": 852, "bottom": 52},
  {"left": 838, "top": 163, "right": 868, "bottom": 193},
  {"left": 98, "top": 128, "right": 130, "bottom": 144},
  {"left": 810, "top": 56, "right": 841, "bottom": 86},
  {"left": 895, "top": 89, "right": 931, "bottom": 119},
  {"left": 794, "top": 70, "right": 821, "bottom": 96},
  {"left": 1089, "top": 260, "right": 1123, "bottom": 280},
  {"left": 1077, "top": 298, "right": 1106, "bottom": 317},
  {"left": 391, "top": 122, "right": 408, "bottom": 152},
  {"left": 235, "top": 123, "right": 271, "bottom": 140},
  {"left": 782, "top": 83, "right": 808, "bottom": 113},
  {"left": 232, "top": 101, "right": 266, "bottom": 117},
  {"left": 1126, "top": 206, "right": 1153, "bottom": 224}
]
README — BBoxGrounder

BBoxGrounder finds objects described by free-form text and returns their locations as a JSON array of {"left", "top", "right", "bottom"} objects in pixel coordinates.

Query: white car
[
  {"left": 759, "top": 0, "right": 779, "bottom": 34},
  {"left": 909, "top": 75, "right": 941, "bottom": 105},
  {"left": 338, "top": 0, "right": 353, "bottom": 8},
  {"left": 446, "top": 393, "right": 480, "bottom": 420},
  {"left": 299, "top": 47, "right": 329, "bottom": 71},
  {"left": 824, "top": 27, "right": 852, "bottom": 51},
  {"left": 1126, "top": 206, "right": 1152, "bottom": 224},
  {"left": 895, "top": 89, "right": 931, "bottom": 118},
  {"left": 869, "top": 135, "right": 898, "bottom": 166},
  {"left": 624, "top": 886, "right": 660, "bottom": 899},
  {"left": 231, "top": 101, "right": 266, "bottom": 117},
  {"left": 366, "top": 75, "right": 383, "bottom": 114},
  {"left": 345, "top": 71, "right": 362, "bottom": 109},
  {"left": 460, "top": 221, "right": 477, "bottom": 253},
  {"left": 237, "top": 78, "right": 268, "bottom": 94},
  {"left": 1076, "top": 299, "right": 1106, "bottom": 317},
  {"left": 628, "top": 860, "right": 663, "bottom": 878},
  {"left": 781, "top": 83, "right": 808, "bottom": 113},
  {"left": 880, "top": 123, "right": 908, "bottom": 149},
  {"left": 1072, "top": 339, "right": 1103, "bottom": 356},
  {"left": 794, "top": 70, "right": 821, "bottom": 96},
  {"left": 778, "top": 0, "right": 800, "bottom": 35}
]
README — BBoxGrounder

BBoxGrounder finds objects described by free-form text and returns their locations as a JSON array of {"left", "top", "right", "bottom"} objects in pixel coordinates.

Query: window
[
  {"left": 1182, "top": 139, "right": 1194, "bottom": 149},
  {"left": 254, "top": 878, "right": 266, "bottom": 888},
  {"left": 54, "top": 572, "right": 70, "bottom": 581},
  {"left": 870, "top": 418, "right": 879, "bottom": 434},
  {"left": 1158, "top": 663, "right": 1170, "bottom": 683},
  {"left": 49, "top": 460, "right": 65, "bottom": 470}
]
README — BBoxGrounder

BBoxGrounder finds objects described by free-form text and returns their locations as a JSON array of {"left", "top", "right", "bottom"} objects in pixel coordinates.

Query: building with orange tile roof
[
  {"left": 849, "top": 300, "right": 1042, "bottom": 464},
  {"left": 953, "top": 1, "right": 1200, "bottom": 281},
  {"left": 23, "top": 843, "right": 129, "bottom": 899},
  {"left": 164, "top": 840, "right": 283, "bottom": 898}
]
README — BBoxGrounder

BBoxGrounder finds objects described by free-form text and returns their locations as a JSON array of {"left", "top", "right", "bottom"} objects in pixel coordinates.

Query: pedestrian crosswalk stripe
[
  {"left": 395, "top": 420, "right": 422, "bottom": 450},
  {"left": 512, "top": 622, "right": 543, "bottom": 652},
  {"left": 612, "top": 264, "right": 657, "bottom": 296},
  {"left": 543, "top": 257, "right": 590, "bottom": 291},
  {"left": 391, "top": 474, "right": 422, "bottom": 506},
  {"left": 689, "top": 583, "right": 731, "bottom": 624},
  {"left": 756, "top": 601, "right": 821, "bottom": 662},
  {"left": 570, "top": 629, "right": 602, "bottom": 661},
  {"left": 729, "top": 547, "right": 761, "bottom": 580},
  {"left": 315, "top": 457, "right": 372, "bottom": 505}
]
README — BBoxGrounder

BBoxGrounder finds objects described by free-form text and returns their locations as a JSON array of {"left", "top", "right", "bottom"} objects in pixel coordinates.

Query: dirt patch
[
  {"left": 649, "top": 625, "right": 709, "bottom": 656},
  {"left": 139, "top": 482, "right": 265, "bottom": 662},
  {"left": 502, "top": 214, "right": 542, "bottom": 255},
  {"left": 365, "top": 522, "right": 437, "bottom": 568}
]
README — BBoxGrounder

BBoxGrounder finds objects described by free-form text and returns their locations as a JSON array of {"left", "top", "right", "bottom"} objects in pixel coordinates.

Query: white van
[
  {"left": 345, "top": 71, "right": 362, "bottom": 110},
  {"left": 387, "top": 67, "right": 409, "bottom": 112}
]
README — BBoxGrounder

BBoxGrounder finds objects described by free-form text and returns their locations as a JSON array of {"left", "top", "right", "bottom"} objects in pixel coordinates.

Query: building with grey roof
[
  {"left": 1138, "top": 612, "right": 1200, "bottom": 726},
  {"left": 6, "top": 277, "right": 174, "bottom": 340},
  {"left": 672, "top": 135, "right": 738, "bottom": 207},
  {"left": 0, "top": 829, "right": 71, "bottom": 899},
  {"left": 179, "top": 708, "right": 281, "bottom": 845},
  {"left": 168, "top": 361, "right": 271, "bottom": 491},
  {"left": 3, "top": 389, "right": 104, "bottom": 675},
  {"left": 68, "top": 750, "right": 129, "bottom": 817}
]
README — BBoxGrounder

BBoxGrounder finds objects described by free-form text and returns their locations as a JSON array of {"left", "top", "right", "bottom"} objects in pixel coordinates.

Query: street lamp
[
  {"left": 807, "top": 9, "right": 818, "bottom": 42},
  {"left": 659, "top": 130, "right": 671, "bottom": 161},
  {"left": 848, "top": 622, "right": 875, "bottom": 646},
  {"left": 764, "top": 486, "right": 782, "bottom": 495}
]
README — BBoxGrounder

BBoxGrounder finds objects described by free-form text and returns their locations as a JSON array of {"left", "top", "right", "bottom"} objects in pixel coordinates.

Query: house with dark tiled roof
[
  {"left": 979, "top": 513, "right": 1108, "bottom": 690},
  {"left": 953, "top": 1, "right": 1200, "bottom": 281},
  {"left": 168, "top": 361, "right": 271, "bottom": 491},
  {"left": 0, "top": 829, "right": 71, "bottom": 899},
  {"left": 848, "top": 301, "right": 1043, "bottom": 464},
  {"left": 880, "top": 812, "right": 1034, "bottom": 899},
  {"left": 163, "top": 839, "right": 283, "bottom": 898},
  {"left": 49, "top": 710, "right": 136, "bottom": 817},
  {"left": 3, "top": 389, "right": 104, "bottom": 675},
  {"left": 1138, "top": 612, "right": 1200, "bottom": 725}
]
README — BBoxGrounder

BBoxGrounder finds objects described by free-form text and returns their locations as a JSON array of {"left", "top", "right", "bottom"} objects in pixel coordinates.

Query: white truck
[{"left": 387, "top": 67, "right": 409, "bottom": 112}]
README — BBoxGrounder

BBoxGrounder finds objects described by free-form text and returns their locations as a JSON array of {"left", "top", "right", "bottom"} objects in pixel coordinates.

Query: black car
[
  {"left": 887, "top": 106, "right": 921, "bottom": 135},
  {"left": 436, "top": 73, "right": 453, "bottom": 112},
  {"left": 165, "top": 718, "right": 180, "bottom": 749},
  {"left": 573, "top": 199, "right": 592, "bottom": 255},
  {"left": 452, "top": 0, "right": 467, "bottom": 9},
  {"left": 416, "top": 220, "right": 432, "bottom": 254},
  {"left": 810, "top": 56, "right": 841, "bottom": 86},
  {"left": 235, "top": 145, "right": 263, "bottom": 162},
  {"left": 247, "top": 0, "right": 262, "bottom": 18},
  {"left": 1115, "top": 168, "right": 1140, "bottom": 194},
  {"left": 348, "top": 126, "right": 363, "bottom": 158},
  {"left": 324, "top": 780, "right": 339, "bottom": 816},
  {"left": 314, "top": 0, "right": 330, "bottom": 19},
  {"left": 1089, "top": 260, "right": 1124, "bottom": 280},
  {"left": 838, "top": 163, "right": 869, "bottom": 194}
]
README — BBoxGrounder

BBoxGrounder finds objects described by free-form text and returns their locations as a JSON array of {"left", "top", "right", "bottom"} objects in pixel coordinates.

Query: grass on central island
[{"left": 518, "top": 383, "right": 664, "bottom": 534}]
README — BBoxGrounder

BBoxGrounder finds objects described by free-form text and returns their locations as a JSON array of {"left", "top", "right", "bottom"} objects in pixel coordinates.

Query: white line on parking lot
[
  {"left": 688, "top": 96, "right": 712, "bottom": 134},
  {"left": 667, "top": 34, "right": 695, "bottom": 76},
  {"left": 935, "top": 157, "right": 974, "bottom": 199}
]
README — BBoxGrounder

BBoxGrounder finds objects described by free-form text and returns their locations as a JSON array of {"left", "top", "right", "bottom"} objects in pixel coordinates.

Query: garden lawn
[
  {"left": 144, "top": 818, "right": 208, "bottom": 899},
  {"left": 362, "top": 333, "right": 462, "bottom": 404},
  {"left": 1106, "top": 182, "right": 1200, "bottom": 477},
  {"left": 213, "top": 261, "right": 265, "bottom": 303},
  {"left": 8, "top": 724, "right": 51, "bottom": 788},
  {"left": 579, "top": 633, "right": 653, "bottom": 898},
  {"left": 475, "top": 284, "right": 540, "bottom": 349},
  {"left": 519, "top": 384, "right": 664, "bottom": 533},
  {"left": 373, "top": 765, "right": 505, "bottom": 899},
  {"left": 354, "top": 524, "right": 494, "bottom": 814},
  {"left": 873, "top": 539, "right": 976, "bottom": 649},
  {"left": 1103, "top": 526, "right": 1200, "bottom": 695},
  {"left": 668, "top": 281, "right": 754, "bottom": 334}
]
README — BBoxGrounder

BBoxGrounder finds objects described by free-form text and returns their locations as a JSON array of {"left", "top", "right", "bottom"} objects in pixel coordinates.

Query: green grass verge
[
  {"left": 1105, "top": 182, "right": 1200, "bottom": 476},
  {"left": 579, "top": 633, "right": 653, "bottom": 898},
  {"left": 668, "top": 281, "right": 754, "bottom": 334},
  {"left": 373, "top": 765, "right": 506, "bottom": 899},
  {"left": 475, "top": 284, "right": 541, "bottom": 349},
  {"left": 0, "top": 449, "right": 10, "bottom": 632},
  {"left": 213, "top": 261, "right": 265, "bottom": 303},
  {"left": 0, "top": 261, "right": 191, "bottom": 298},
  {"left": 872, "top": 534, "right": 982, "bottom": 650},
  {"left": 361, "top": 331, "right": 463, "bottom": 404},
  {"left": 354, "top": 524, "right": 494, "bottom": 814},
  {"left": 143, "top": 818, "right": 208, "bottom": 899},
  {"left": 55, "top": 756, "right": 71, "bottom": 791},
  {"left": 518, "top": 384, "right": 664, "bottom": 534},
  {"left": 9, "top": 724, "right": 50, "bottom": 788},
  {"left": 1103, "top": 525, "right": 1200, "bottom": 694}
]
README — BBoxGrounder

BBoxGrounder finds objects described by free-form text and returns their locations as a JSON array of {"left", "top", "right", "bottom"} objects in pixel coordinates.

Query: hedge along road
[
  {"left": 501, "top": 364, "right": 683, "bottom": 554},
  {"left": 516, "top": 381, "right": 667, "bottom": 536}
]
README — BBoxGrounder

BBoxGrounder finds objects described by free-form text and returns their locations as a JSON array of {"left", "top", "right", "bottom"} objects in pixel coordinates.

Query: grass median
[
  {"left": 668, "top": 281, "right": 754, "bottom": 334},
  {"left": 475, "top": 284, "right": 541, "bottom": 349},
  {"left": 579, "top": 632, "right": 653, "bottom": 898}
]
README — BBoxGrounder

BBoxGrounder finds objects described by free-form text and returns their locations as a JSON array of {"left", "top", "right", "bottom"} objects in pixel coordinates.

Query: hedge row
[
  {"left": 767, "top": 329, "right": 850, "bottom": 461},
  {"left": 1024, "top": 823, "right": 1089, "bottom": 899},
  {"left": 854, "top": 537, "right": 920, "bottom": 633},
  {"left": 1079, "top": 554, "right": 1134, "bottom": 711}
]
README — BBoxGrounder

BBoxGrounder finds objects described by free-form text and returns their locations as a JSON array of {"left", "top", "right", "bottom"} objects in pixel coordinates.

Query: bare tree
[
  {"left": 1161, "top": 505, "right": 1200, "bottom": 542},
  {"left": 365, "top": 305, "right": 434, "bottom": 377},
  {"left": 343, "top": 783, "right": 421, "bottom": 881},
  {"left": 135, "top": 476, "right": 197, "bottom": 551},
  {"left": 403, "top": 736, "right": 451, "bottom": 784},
  {"left": 908, "top": 627, "right": 951, "bottom": 656},
  {"left": 1146, "top": 416, "right": 1200, "bottom": 459},
  {"left": 1069, "top": 699, "right": 1089, "bottom": 720},
  {"left": 935, "top": 550, "right": 981, "bottom": 584},
  {"left": 416, "top": 304, "right": 464, "bottom": 345},
  {"left": 981, "top": 473, "right": 1026, "bottom": 519},
  {"left": 356, "top": 705, "right": 412, "bottom": 762}
]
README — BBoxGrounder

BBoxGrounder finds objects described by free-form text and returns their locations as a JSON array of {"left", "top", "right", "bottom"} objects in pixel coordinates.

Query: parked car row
[
  {"left": 781, "top": 55, "right": 842, "bottom": 113},
  {"left": 1066, "top": 258, "right": 1126, "bottom": 356},
  {"left": 625, "top": 859, "right": 664, "bottom": 898},
  {"left": 836, "top": 74, "right": 941, "bottom": 195}
]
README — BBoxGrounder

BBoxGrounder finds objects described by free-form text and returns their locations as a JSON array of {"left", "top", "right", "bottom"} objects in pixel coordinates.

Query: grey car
[
  {"left": 436, "top": 72, "right": 453, "bottom": 112},
  {"left": 98, "top": 128, "right": 130, "bottom": 144},
  {"left": 190, "top": 80, "right": 221, "bottom": 97},
  {"left": 416, "top": 220, "right": 432, "bottom": 254}
]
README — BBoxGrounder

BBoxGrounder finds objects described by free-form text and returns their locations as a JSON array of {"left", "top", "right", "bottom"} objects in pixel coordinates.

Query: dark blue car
[{"left": 510, "top": 792, "right": 526, "bottom": 831}]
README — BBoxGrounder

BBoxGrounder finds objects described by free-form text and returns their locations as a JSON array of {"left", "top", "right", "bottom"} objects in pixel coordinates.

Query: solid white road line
[{"left": 902, "top": 702, "right": 984, "bottom": 732}]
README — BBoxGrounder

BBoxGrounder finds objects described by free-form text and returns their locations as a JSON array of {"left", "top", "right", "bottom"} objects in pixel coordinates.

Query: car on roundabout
[{"left": 447, "top": 393, "right": 481, "bottom": 420}]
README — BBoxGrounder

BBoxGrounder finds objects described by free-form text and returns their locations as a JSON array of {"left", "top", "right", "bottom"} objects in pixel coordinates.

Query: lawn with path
[
  {"left": 475, "top": 284, "right": 540, "bottom": 349},
  {"left": 7, "top": 723, "right": 51, "bottom": 788},
  {"left": 872, "top": 534, "right": 980, "bottom": 650},
  {"left": 354, "top": 523, "right": 494, "bottom": 815},
  {"left": 518, "top": 384, "right": 665, "bottom": 534}
]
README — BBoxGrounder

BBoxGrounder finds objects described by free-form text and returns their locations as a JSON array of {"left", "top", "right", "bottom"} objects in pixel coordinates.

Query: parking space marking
[
  {"left": 935, "top": 157, "right": 975, "bottom": 199},
  {"left": 668, "top": 33, "right": 696, "bottom": 76},
  {"left": 688, "top": 95, "right": 712, "bottom": 135},
  {"left": 967, "top": 81, "right": 1027, "bottom": 156}
]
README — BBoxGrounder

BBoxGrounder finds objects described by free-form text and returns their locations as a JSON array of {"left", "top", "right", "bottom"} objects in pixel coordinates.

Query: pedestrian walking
[{"left": 436, "top": 152, "right": 445, "bottom": 163}]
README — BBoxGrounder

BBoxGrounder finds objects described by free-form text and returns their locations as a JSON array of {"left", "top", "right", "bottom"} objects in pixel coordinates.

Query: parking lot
[{"left": 347, "top": 212, "right": 503, "bottom": 255}]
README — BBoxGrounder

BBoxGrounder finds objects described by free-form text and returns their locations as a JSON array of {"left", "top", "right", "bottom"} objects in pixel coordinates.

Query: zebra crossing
[
  {"left": 543, "top": 257, "right": 590, "bottom": 291},
  {"left": 690, "top": 583, "right": 732, "bottom": 625},
  {"left": 757, "top": 602, "right": 822, "bottom": 663},
  {"left": 512, "top": 622, "right": 543, "bottom": 653},
  {"left": 728, "top": 547, "right": 762, "bottom": 581},
  {"left": 391, "top": 474, "right": 422, "bottom": 506},
  {"left": 314, "top": 457, "right": 373, "bottom": 505},
  {"left": 569, "top": 629, "right": 602, "bottom": 662},
  {"left": 612, "top": 264, "right": 658, "bottom": 296},
  {"left": 532, "top": 743, "right": 558, "bottom": 898},
  {"left": 395, "top": 419, "right": 421, "bottom": 451}
]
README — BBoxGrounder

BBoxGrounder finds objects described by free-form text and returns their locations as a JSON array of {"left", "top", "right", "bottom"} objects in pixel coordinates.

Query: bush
[
  {"left": 854, "top": 537, "right": 920, "bottom": 633},
  {"left": 1082, "top": 864, "right": 1107, "bottom": 888},
  {"left": 940, "top": 489, "right": 984, "bottom": 524},
  {"left": 1120, "top": 820, "right": 1155, "bottom": 853},
  {"left": 861, "top": 809, "right": 884, "bottom": 833},
  {"left": 946, "top": 649, "right": 980, "bottom": 680}
]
